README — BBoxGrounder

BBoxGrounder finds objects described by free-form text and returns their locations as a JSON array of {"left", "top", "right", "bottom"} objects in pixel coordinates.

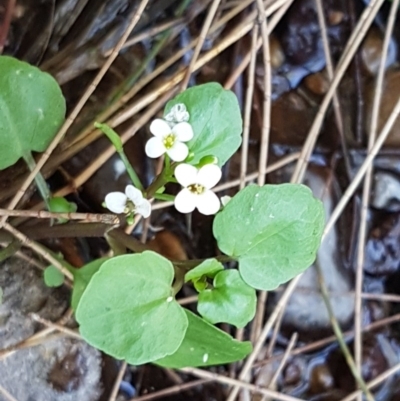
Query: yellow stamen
[
  {"left": 188, "top": 183, "right": 205, "bottom": 195},
  {"left": 163, "top": 133, "right": 176, "bottom": 149}
]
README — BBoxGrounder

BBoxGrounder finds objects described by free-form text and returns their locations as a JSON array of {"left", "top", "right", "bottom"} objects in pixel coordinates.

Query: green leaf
[
  {"left": 0, "top": 56, "right": 66, "bottom": 169},
  {"left": 184, "top": 259, "right": 224, "bottom": 283},
  {"left": 213, "top": 184, "right": 325, "bottom": 290},
  {"left": 198, "top": 270, "right": 256, "bottom": 328},
  {"left": 76, "top": 251, "right": 188, "bottom": 365},
  {"left": 70, "top": 258, "right": 108, "bottom": 311},
  {"left": 44, "top": 266, "right": 64, "bottom": 287},
  {"left": 0, "top": 287, "right": 3, "bottom": 304},
  {"left": 155, "top": 310, "right": 252, "bottom": 368},
  {"left": 165, "top": 83, "right": 242, "bottom": 167}
]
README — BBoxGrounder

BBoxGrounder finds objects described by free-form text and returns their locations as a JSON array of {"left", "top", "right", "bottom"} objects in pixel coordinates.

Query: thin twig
[
  {"left": 224, "top": 0, "right": 294, "bottom": 90},
  {"left": 268, "top": 332, "right": 298, "bottom": 390},
  {"left": 180, "top": 367, "right": 305, "bottom": 401},
  {"left": 31, "top": 314, "right": 81, "bottom": 340},
  {"left": 109, "top": 362, "right": 127, "bottom": 401},
  {"left": 316, "top": 265, "right": 374, "bottom": 401},
  {"left": 240, "top": 23, "right": 259, "bottom": 189},
  {"left": 129, "top": 379, "right": 210, "bottom": 401},
  {"left": 254, "top": 312, "right": 400, "bottom": 367},
  {"left": 181, "top": 0, "right": 222, "bottom": 90},
  {"left": 3, "top": 223, "right": 74, "bottom": 281},
  {"left": 291, "top": 0, "right": 385, "bottom": 183},
  {"left": 0, "top": 209, "right": 119, "bottom": 225},
  {"left": 340, "top": 362, "right": 400, "bottom": 401},
  {"left": 0, "top": 385, "right": 19, "bottom": 401},
  {"left": 324, "top": 94, "right": 400, "bottom": 236},
  {"left": 354, "top": 3, "right": 399, "bottom": 401},
  {"left": 314, "top": 0, "right": 350, "bottom": 176}
]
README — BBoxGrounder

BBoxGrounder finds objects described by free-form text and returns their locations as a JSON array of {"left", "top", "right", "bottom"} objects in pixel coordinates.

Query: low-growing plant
[{"left": 0, "top": 56, "right": 325, "bottom": 367}]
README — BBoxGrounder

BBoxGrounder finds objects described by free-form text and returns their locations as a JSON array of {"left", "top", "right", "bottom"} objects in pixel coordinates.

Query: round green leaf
[
  {"left": 70, "top": 257, "right": 108, "bottom": 311},
  {"left": 76, "top": 251, "right": 188, "bottom": 365},
  {"left": 44, "top": 266, "right": 64, "bottom": 287},
  {"left": 0, "top": 56, "right": 66, "bottom": 169},
  {"left": 155, "top": 309, "right": 252, "bottom": 368},
  {"left": 184, "top": 259, "right": 224, "bottom": 283},
  {"left": 165, "top": 82, "right": 242, "bottom": 166},
  {"left": 198, "top": 270, "right": 256, "bottom": 328},
  {"left": 213, "top": 184, "right": 325, "bottom": 290}
]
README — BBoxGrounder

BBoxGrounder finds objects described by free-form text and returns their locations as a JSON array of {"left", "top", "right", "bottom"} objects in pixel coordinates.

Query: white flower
[
  {"left": 105, "top": 185, "right": 151, "bottom": 218},
  {"left": 145, "top": 119, "right": 194, "bottom": 162},
  {"left": 165, "top": 103, "right": 190, "bottom": 124},
  {"left": 174, "top": 164, "right": 222, "bottom": 215}
]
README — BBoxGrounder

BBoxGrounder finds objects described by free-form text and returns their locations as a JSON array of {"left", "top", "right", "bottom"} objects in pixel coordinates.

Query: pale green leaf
[
  {"left": 165, "top": 83, "right": 242, "bottom": 166},
  {"left": 155, "top": 309, "right": 252, "bottom": 368},
  {"left": 213, "top": 184, "right": 324, "bottom": 290},
  {"left": 76, "top": 251, "right": 188, "bottom": 365},
  {"left": 0, "top": 56, "right": 65, "bottom": 169},
  {"left": 44, "top": 266, "right": 64, "bottom": 287},
  {"left": 198, "top": 270, "right": 256, "bottom": 328}
]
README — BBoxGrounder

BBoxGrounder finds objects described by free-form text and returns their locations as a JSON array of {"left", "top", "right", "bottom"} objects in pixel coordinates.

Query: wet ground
[{"left": 1, "top": 0, "right": 400, "bottom": 400}]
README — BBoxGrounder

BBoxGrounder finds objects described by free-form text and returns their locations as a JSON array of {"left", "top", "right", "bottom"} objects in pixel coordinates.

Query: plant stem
[
  {"left": 23, "top": 152, "right": 51, "bottom": 209},
  {"left": 153, "top": 193, "right": 175, "bottom": 202},
  {"left": 118, "top": 149, "right": 144, "bottom": 190},
  {"left": 316, "top": 264, "right": 375, "bottom": 401},
  {"left": 146, "top": 167, "right": 173, "bottom": 198}
]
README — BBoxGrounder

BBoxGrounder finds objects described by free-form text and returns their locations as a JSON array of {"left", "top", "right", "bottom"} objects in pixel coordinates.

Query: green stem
[
  {"left": 146, "top": 168, "right": 173, "bottom": 198},
  {"left": 172, "top": 266, "right": 185, "bottom": 295},
  {"left": 153, "top": 193, "right": 175, "bottom": 202},
  {"left": 23, "top": 152, "right": 51, "bottom": 209},
  {"left": 118, "top": 149, "right": 144, "bottom": 190},
  {"left": 316, "top": 264, "right": 375, "bottom": 401},
  {"left": 95, "top": 122, "right": 144, "bottom": 190}
]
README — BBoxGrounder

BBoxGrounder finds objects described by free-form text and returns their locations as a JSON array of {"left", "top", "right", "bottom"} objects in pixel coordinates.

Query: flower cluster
[{"left": 104, "top": 103, "right": 224, "bottom": 219}]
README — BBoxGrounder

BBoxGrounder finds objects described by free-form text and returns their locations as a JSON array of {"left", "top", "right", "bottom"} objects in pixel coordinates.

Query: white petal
[
  {"left": 166, "top": 141, "right": 189, "bottom": 162},
  {"left": 149, "top": 119, "right": 171, "bottom": 138},
  {"left": 175, "top": 163, "right": 198, "bottom": 187},
  {"left": 197, "top": 164, "right": 222, "bottom": 189},
  {"left": 196, "top": 190, "right": 221, "bottom": 215},
  {"left": 174, "top": 188, "right": 197, "bottom": 214},
  {"left": 125, "top": 185, "right": 143, "bottom": 204},
  {"left": 135, "top": 199, "right": 151, "bottom": 218},
  {"left": 104, "top": 192, "right": 127, "bottom": 214},
  {"left": 145, "top": 137, "right": 166, "bottom": 158},
  {"left": 172, "top": 122, "right": 194, "bottom": 142}
]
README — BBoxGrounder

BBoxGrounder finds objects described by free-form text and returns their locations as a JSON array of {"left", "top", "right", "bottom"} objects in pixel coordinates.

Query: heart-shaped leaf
[
  {"left": 155, "top": 309, "right": 252, "bottom": 368},
  {"left": 213, "top": 184, "right": 324, "bottom": 290},
  {"left": 76, "top": 251, "right": 188, "bottom": 365},
  {"left": 198, "top": 269, "right": 256, "bottom": 328},
  {"left": 0, "top": 56, "right": 65, "bottom": 169},
  {"left": 165, "top": 83, "right": 242, "bottom": 167}
]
